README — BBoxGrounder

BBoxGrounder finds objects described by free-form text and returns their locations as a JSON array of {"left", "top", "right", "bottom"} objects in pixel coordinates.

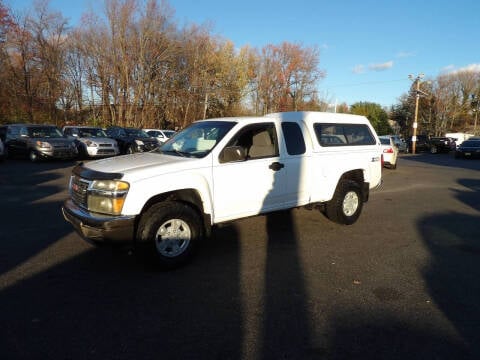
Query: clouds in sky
[
  {"left": 442, "top": 63, "right": 480, "bottom": 74},
  {"left": 369, "top": 61, "right": 394, "bottom": 71},
  {"left": 396, "top": 51, "right": 415, "bottom": 58},
  {"left": 352, "top": 61, "right": 393, "bottom": 74}
]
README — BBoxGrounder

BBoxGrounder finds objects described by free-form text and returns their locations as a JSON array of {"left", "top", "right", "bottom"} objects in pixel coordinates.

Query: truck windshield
[{"left": 159, "top": 121, "right": 236, "bottom": 158}]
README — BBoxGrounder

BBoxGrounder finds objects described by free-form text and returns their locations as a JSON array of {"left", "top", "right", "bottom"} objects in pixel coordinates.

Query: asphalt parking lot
[{"left": 0, "top": 153, "right": 479, "bottom": 359}]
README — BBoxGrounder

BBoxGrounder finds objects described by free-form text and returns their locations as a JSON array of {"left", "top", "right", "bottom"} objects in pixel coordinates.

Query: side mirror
[{"left": 220, "top": 146, "right": 247, "bottom": 163}]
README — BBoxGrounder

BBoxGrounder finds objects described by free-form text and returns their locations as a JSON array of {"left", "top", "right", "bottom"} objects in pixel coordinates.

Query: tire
[
  {"left": 430, "top": 145, "right": 438, "bottom": 154},
  {"left": 325, "top": 179, "right": 363, "bottom": 225},
  {"left": 78, "top": 145, "right": 88, "bottom": 159},
  {"left": 390, "top": 162, "right": 397, "bottom": 170},
  {"left": 136, "top": 201, "right": 203, "bottom": 269},
  {"left": 29, "top": 149, "right": 39, "bottom": 162},
  {"left": 126, "top": 145, "right": 135, "bottom": 154}
]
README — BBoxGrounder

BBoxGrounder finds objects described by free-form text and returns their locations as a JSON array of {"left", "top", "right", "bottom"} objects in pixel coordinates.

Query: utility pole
[
  {"left": 409, "top": 73, "right": 424, "bottom": 154},
  {"left": 472, "top": 94, "right": 479, "bottom": 135}
]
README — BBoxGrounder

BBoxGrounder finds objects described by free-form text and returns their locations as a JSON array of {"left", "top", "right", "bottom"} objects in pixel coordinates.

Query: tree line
[
  {"left": 0, "top": 0, "right": 326, "bottom": 129},
  {"left": 1, "top": 0, "right": 478, "bottom": 137},
  {"left": 392, "top": 70, "right": 480, "bottom": 137}
]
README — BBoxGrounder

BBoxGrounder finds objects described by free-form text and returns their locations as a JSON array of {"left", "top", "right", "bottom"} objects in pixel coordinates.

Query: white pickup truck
[{"left": 62, "top": 111, "right": 383, "bottom": 268}]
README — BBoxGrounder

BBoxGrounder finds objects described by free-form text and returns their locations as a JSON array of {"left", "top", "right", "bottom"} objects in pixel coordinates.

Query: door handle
[{"left": 269, "top": 162, "right": 285, "bottom": 171}]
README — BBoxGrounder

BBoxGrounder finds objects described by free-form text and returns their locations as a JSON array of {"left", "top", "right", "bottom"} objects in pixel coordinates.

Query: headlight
[
  {"left": 36, "top": 141, "right": 52, "bottom": 149},
  {"left": 85, "top": 140, "right": 98, "bottom": 147},
  {"left": 87, "top": 180, "right": 129, "bottom": 215},
  {"left": 135, "top": 140, "right": 144, "bottom": 146}
]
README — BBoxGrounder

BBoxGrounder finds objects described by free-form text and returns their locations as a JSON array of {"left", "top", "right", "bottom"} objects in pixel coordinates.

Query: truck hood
[{"left": 83, "top": 152, "right": 196, "bottom": 175}]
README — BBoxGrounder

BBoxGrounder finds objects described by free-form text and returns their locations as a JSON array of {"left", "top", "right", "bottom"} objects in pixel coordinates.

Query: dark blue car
[{"left": 455, "top": 138, "right": 480, "bottom": 159}]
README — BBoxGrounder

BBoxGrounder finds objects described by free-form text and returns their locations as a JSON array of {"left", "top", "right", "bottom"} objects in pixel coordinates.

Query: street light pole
[{"left": 409, "top": 73, "right": 424, "bottom": 154}]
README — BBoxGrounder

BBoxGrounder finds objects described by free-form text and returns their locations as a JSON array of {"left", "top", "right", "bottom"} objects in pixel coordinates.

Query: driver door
[{"left": 212, "top": 123, "right": 287, "bottom": 223}]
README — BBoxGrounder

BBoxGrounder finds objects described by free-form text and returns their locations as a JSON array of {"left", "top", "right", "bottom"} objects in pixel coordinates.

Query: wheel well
[
  {"left": 338, "top": 169, "right": 369, "bottom": 202},
  {"left": 139, "top": 189, "right": 211, "bottom": 237},
  {"left": 340, "top": 169, "right": 364, "bottom": 185}
]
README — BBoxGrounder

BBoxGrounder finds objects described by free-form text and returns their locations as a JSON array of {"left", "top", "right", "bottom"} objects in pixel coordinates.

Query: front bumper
[
  {"left": 62, "top": 199, "right": 136, "bottom": 244},
  {"left": 86, "top": 147, "right": 120, "bottom": 157},
  {"left": 36, "top": 148, "right": 78, "bottom": 159}
]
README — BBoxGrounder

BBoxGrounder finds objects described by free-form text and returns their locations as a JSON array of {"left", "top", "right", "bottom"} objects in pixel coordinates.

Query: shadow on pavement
[
  {"left": 0, "top": 222, "right": 243, "bottom": 359},
  {"left": 0, "top": 159, "right": 77, "bottom": 275},
  {"left": 418, "top": 177, "right": 480, "bottom": 359}
]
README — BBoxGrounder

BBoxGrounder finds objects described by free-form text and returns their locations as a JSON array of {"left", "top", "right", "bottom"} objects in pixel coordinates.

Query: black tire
[
  {"left": 325, "top": 179, "right": 363, "bottom": 225},
  {"left": 78, "top": 144, "right": 88, "bottom": 159},
  {"left": 430, "top": 145, "right": 438, "bottom": 154},
  {"left": 29, "top": 149, "right": 39, "bottom": 162},
  {"left": 390, "top": 162, "right": 397, "bottom": 170},
  {"left": 126, "top": 144, "right": 135, "bottom": 154},
  {"left": 136, "top": 201, "right": 203, "bottom": 269}
]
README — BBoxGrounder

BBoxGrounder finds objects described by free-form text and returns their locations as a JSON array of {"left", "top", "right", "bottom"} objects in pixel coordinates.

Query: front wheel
[
  {"left": 430, "top": 145, "right": 438, "bottom": 154},
  {"left": 29, "top": 150, "right": 39, "bottom": 162},
  {"left": 325, "top": 180, "right": 363, "bottom": 225},
  {"left": 126, "top": 144, "right": 135, "bottom": 154},
  {"left": 136, "top": 201, "right": 203, "bottom": 269}
]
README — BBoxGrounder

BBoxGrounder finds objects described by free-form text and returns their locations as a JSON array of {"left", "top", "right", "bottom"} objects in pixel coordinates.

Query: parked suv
[
  {"left": 143, "top": 129, "right": 176, "bottom": 145},
  {"left": 389, "top": 134, "right": 407, "bottom": 152},
  {"left": 407, "top": 134, "right": 429, "bottom": 152},
  {"left": 4, "top": 124, "right": 77, "bottom": 162},
  {"left": 63, "top": 111, "right": 383, "bottom": 269},
  {"left": 428, "top": 137, "right": 455, "bottom": 154},
  {"left": 105, "top": 126, "right": 158, "bottom": 154},
  {"left": 63, "top": 126, "right": 119, "bottom": 159}
]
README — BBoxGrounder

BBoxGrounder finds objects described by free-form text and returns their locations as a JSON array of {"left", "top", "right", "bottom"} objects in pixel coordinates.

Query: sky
[{"left": 7, "top": 0, "right": 480, "bottom": 108}]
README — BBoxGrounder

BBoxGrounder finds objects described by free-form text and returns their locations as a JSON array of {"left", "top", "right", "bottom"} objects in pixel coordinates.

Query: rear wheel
[
  {"left": 136, "top": 201, "right": 202, "bottom": 269},
  {"left": 325, "top": 179, "right": 363, "bottom": 225},
  {"left": 430, "top": 145, "right": 438, "bottom": 154}
]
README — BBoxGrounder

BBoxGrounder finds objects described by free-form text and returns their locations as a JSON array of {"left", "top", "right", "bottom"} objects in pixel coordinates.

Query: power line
[{"left": 323, "top": 78, "right": 408, "bottom": 88}]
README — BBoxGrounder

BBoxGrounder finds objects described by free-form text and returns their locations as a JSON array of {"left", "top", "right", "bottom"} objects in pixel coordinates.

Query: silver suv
[
  {"left": 5, "top": 124, "right": 78, "bottom": 162},
  {"left": 63, "top": 126, "right": 119, "bottom": 158}
]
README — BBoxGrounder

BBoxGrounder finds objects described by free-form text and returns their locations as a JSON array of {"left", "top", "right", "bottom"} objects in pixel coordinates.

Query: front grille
[
  {"left": 144, "top": 142, "right": 157, "bottom": 151},
  {"left": 71, "top": 176, "right": 90, "bottom": 208},
  {"left": 97, "top": 149, "right": 115, "bottom": 154},
  {"left": 99, "top": 143, "right": 113, "bottom": 147},
  {"left": 53, "top": 144, "right": 70, "bottom": 149},
  {"left": 54, "top": 150, "right": 74, "bottom": 157}
]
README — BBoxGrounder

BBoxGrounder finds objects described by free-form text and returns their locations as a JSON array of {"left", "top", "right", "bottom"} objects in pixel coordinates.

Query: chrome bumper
[{"left": 62, "top": 199, "right": 135, "bottom": 244}]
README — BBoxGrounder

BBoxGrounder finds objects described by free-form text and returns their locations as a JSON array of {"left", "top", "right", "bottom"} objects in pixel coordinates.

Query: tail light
[
  {"left": 383, "top": 147, "right": 394, "bottom": 153},
  {"left": 381, "top": 154, "right": 384, "bottom": 167}
]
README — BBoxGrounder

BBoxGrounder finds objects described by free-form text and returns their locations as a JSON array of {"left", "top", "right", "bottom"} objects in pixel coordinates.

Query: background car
[
  {"left": 4, "top": 124, "right": 78, "bottom": 162},
  {"left": 0, "top": 126, "right": 6, "bottom": 161},
  {"left": 428, "top": 136, "right": 455, "bottom": 154},
  {"left": 454, "top": 138, "right": 480, "bottom": 159},
  {"left": 379, "top": 135, "right": 399, "bottom": 169},
  {"left": 143, "top": 128, "right": 176, "bottom": 145},
  {"left": 0, "top": 137, "right": 4, "bottom": 161},
  {"left": 389, "top": 134, "right": 407, "bottom": 152},
  {"left": 63, "top": 126, "right": 119, "bottom": 159},
  {"left": 407, "top": 134, "right": 429, "bottom": 153},
  {"left": 105, "top": 126, "right": 158, "bottom": 154}
]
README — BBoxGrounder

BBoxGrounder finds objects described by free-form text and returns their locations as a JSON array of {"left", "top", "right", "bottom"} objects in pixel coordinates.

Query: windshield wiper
[{"left": 161, "top": 149, "right": 189, "bottom": 157}]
